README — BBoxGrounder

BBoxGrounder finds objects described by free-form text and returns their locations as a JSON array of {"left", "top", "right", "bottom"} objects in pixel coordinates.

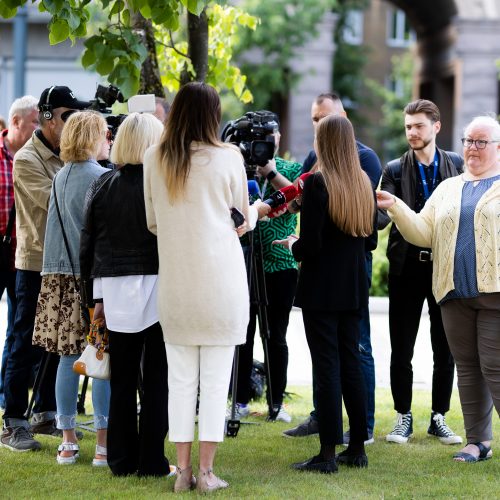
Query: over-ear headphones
[{"left": 41, "top": 86, "right": 55, "bottom": 120}]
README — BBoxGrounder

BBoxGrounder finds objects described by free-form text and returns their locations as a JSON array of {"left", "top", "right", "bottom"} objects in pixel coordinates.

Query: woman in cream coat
[
  {"left": 377, "top": 115, "right": 500, "bottom": 464},
  {"left": 144, "top": 82, "right": 251, "bottom": 493}
]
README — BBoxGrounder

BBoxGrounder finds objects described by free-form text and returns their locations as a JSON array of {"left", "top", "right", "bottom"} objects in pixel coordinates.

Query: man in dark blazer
[{"left": 379, "top": 99, "right": 463, "bottom": 445}]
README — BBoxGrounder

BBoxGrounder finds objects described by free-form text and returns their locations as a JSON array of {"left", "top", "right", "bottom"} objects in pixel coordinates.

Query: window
[
  {"left": 386, "top": 8, "right": 415, "bottom": 47},
  {"left": 385, "top": 76, "right": 406, "bottom": 98},
  {"left": 343, "top": 10, "right": 364, "bottom": 45}
]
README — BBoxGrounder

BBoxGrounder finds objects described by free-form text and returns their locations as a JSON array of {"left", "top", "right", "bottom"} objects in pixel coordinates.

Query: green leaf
[
  {"left": 48, "top": 18, "right": 70, "bottom": 44},
  {"left": 96, "top": 56, "right": 115, "bottom": 75},
  {"left": 0, "top": 3, "right": 17, "bottom": 18},
  {"left": 81, "top": 47, "right": 96, "bottom": 68},
  {"left": 122, "top": 8, "right": 130, "bottom": 26},
  {"left": 109, "top": 0, "right": 125, "bottom": 16},
  {"left": 180, "top": 0, "right": 205, "bottom": 16}
]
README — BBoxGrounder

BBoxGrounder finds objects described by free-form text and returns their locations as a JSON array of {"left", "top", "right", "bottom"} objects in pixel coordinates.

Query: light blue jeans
[{"left": 55, "top": 354, "right": 110, "bottom": 430}]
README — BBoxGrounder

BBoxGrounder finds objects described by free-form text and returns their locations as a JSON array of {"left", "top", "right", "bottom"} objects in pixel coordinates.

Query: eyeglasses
[{"left": 461, "top": 138, "right": 499, "bottom": 149}]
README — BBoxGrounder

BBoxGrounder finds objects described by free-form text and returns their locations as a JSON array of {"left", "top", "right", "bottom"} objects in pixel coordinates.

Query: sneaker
[
  {"left": 428, "top": 412, "right": 463, "bottom": 445},
  {"left": 386, "top": 412, "right": 413, "bottom": 444},
  {"left": 0, "top": 426, "right": 42, "bottom": 452},
  {"left": 342, "top": 429, "right": 374, "bottom": 446},
  {"left": 225, "top": 403, "right": 250, "bottom": 420},
  {"left": 282, "top": 415, "right": 318, "bottom": 437},
  {"left": 30, "top": 419, "right": 84, "bottom": 440},
  {"left": 271, "top": 405, "right": 291, "bottom": 423}
]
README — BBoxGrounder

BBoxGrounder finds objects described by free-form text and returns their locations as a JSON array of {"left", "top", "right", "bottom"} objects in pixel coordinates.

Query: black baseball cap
[{"left": 38, "top": 86, "right": 90, "bottom": 111}]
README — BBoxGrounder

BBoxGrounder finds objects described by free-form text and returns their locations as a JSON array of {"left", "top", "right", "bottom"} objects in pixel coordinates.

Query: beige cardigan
[
  {"left": 143, "top": 143, "right": 251, "bottom": 346},
  {"left": 388, "top": 175, "right": 500, "bottom": 303}
]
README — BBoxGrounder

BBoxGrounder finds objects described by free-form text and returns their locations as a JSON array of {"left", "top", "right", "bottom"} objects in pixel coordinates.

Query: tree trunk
[
  {"left": 180, "top": 7, "right": 208, "bottom": 85},
  {"left": 133, "top": 12, "right": 165, "bottom": 97}
]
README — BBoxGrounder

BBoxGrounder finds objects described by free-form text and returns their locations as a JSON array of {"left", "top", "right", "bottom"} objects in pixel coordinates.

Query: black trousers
[
  {"left": 302, "top": 309, "right": 368, "bottom": 447},
  {"left": 107, "top": 322, "right": 170, "bottom": 476},
  {"left": 236, "top": 269, "right": 297, "bottom": 408},
  {"left": 388, "top": 257, "right": 455, "bottom": 414}
]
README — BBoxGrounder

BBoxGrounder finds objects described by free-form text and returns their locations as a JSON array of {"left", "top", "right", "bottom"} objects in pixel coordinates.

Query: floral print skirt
[{"left": 33, "top": 274, "right": 87, "bottom": 355}]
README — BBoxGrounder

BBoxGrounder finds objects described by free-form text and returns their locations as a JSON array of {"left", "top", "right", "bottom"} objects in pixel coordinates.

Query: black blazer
[{"left": 292, "top": 173, "right": 369, "bottom": 311}]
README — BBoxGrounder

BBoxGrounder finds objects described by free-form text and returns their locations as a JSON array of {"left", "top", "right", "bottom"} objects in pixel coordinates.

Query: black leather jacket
[
  {"left": 80, "top": 164, "right": 159, "bottom": 307},
  {"left": 378, "top": 147, "right": 463, "bottom": 276}
]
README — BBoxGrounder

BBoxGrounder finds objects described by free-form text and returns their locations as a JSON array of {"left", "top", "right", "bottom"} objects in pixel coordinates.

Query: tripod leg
[
  {"left": 226, "top": 347, "right": 241, "bottom": 437},
  {"left": 25, "top": 350, "right": 51, "bottom": 421}
]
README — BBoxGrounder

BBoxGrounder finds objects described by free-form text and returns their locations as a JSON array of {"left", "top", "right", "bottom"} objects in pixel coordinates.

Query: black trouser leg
[
  {"left": 427, "top": 292, "right": 454, "bottom": 414},
  {"left": 235, "top": 308, "right": 257, "bottom": 405},
  {"left": 388, "top": 260, "right": 427, "bottom": 414},
  {"left": 338, "top": 311, "right": 368, "bottom": 445},
  {"left": 107, "top": 329, "right": 143, "bottom": 475},
  {"left": 265, "top": 269, "right": 297, "bottom": 407},
  {"left": 302, "top": 309, "right": 343, "bottom": 447},
  {"left": 137, "top": 323, "right": 170, "bottom": 476}
]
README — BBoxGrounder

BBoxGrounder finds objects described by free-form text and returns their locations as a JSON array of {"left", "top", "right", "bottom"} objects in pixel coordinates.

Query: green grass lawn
[{"left": 0, "top": 387, "right": 499, "bottom": 499}]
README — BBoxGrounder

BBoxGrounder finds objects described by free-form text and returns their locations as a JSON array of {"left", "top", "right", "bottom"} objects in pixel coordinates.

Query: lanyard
[{"left": 417, "top": 151, "right": 439, "bottom": 200}]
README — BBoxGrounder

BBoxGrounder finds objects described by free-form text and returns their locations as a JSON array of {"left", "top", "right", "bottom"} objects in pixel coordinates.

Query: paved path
[{"left": 0, "top": 296, "right": 438, "bottom": 390}]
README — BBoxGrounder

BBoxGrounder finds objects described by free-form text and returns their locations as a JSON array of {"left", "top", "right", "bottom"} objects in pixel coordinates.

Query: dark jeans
[
  {"left": 236, "top": 268, "right": 297, "bottom": 408},
  {"left": 3, "top": 270, "right": 58, "bottom": 426},
  {"left": 107, "top": 322, "right": 170, "bottom": 477},
  {"left": 311, "top": 253, "right": 375, "bottom": 435},
  {"left": 388, "top": 257, "right": 454, "bottom": 414},
  {"left": 0, "top": 267, "right": 17, "bottom": 406},
  {"left": 303, "top": 309, "right": 368, "bottom": 447}
]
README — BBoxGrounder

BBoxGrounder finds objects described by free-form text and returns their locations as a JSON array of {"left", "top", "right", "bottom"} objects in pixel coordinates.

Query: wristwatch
[{"left": 266, "top": 170, "right": 277, "bottom": 181}]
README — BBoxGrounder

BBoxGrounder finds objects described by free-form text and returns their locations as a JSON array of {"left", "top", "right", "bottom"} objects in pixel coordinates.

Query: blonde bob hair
[
  {"left": 60, "top": 111, "right": 107, "bottom": 163},
  {"left": 315, "top": 115, "right": 374, "bottom": 237},
  {"left": 111, "top": 112, "right": 164, "bottom": 165}
]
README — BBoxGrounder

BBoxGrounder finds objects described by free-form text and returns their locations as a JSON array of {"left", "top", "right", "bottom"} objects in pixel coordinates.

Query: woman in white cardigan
[
  {"left": 377, "top": 115, "right": 500, "bottom": 464},
  {"left": 144, "top": 82, "right": 252, "bottom": 493}
]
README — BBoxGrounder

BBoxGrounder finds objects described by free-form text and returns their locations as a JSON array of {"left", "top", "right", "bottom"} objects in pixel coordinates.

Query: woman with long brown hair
[
  {"left": 143, "top": 82, "right": 251, "bottom": 493},
  {"left": 275, "top": 114, "right": 375, "bottom": 473}
]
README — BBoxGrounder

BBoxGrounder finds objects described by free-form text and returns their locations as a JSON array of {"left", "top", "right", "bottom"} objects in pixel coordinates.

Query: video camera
[
  {"left": 87, "top": 84, "right": 127, "bottom": 140},
  {"left": 221, "top": 111, "right": 278, "bottom": 174}
]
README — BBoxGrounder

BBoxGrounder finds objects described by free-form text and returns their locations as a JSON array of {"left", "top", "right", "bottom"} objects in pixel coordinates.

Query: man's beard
[{"left": 409, "top": 137, "right": 432, "bottom": 151}]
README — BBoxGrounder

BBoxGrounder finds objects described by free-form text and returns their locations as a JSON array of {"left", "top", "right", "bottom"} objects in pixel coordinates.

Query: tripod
[{"left": 227, "top": 220, "right": 274, "bottom": 437}]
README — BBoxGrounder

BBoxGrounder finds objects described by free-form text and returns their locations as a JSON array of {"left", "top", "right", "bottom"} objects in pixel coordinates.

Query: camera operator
[{"left": 232, "top": 112, "right": 302, "bottom": 422}]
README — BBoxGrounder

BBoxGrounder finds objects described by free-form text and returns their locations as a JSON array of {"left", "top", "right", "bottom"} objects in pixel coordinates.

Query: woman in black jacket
[
  {"left": 80, "top": 113, "right": 173, "bottom": 477},
  {"left": 274, "top": 115, "right": 375, "bottom": 473}
]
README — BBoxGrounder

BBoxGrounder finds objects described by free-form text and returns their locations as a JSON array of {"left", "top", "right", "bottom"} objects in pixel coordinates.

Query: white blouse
[{"left": 93, "top": 275, "right": 159, "bottom": 333}]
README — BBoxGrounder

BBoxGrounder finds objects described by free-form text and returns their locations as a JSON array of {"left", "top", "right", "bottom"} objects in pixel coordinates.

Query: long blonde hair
[
  {"left": 315, "top": 115, "right": 374, "bottom": 237},
  {"left": 158, "top": 82, "right": 222, "bottom": 202}
]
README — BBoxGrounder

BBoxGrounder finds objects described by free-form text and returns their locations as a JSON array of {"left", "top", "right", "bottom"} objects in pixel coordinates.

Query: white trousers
[{"left": 165, "top": 343, "right": 235, "bottom": 442}]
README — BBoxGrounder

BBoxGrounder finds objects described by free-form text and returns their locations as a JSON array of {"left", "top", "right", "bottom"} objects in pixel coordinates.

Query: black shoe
[
  {"left": 335, "top": 449, "right": 368, "bottom": 468},
  {"left": 30, "top": 419, "right": 84, "bottom": 440},
  {"left": 282, "top": 415, "right": 318, "bottom": 437},
  {"left": 292, "top": 455, "right": 338, "bottom": 474},
  {"left": 0, "top": 426, "right": 42, "bottom": 452},
  {"left": 428, "top": 412, "right": 463, "bottom": 445}
]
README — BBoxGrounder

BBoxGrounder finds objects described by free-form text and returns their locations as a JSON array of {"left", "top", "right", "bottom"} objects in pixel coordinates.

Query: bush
[{"left": 371, "top": 227, "right": 389, "bottom": 296}]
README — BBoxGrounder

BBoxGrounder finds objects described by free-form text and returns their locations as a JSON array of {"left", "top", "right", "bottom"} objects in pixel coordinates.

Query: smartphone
[{"left": 230, "top": 207, "right": 245, "bottom": 227}]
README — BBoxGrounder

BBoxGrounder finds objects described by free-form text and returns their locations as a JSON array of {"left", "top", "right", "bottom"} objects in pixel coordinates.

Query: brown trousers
[{"left": 441, "top": 293, "right": 500, "bottom": 442}]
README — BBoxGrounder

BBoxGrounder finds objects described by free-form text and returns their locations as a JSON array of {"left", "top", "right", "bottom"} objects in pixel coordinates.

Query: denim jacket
[{"left": 42, "top": 159, "right": 108, "bottom": 275}]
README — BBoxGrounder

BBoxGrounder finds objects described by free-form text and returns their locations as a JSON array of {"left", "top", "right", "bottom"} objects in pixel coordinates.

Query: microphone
[
  {"left": 297, "top": 172, "right": 312, "bottom": 194},
  {"left": 263, "top": 184, "right": 298, "bottom": 208},
  {"left": 247, "top": 180, "right": 261, "bottom": 199}
]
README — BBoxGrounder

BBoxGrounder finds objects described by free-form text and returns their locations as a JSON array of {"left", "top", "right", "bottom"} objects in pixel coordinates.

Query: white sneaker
[
  {"left": 272, "top": 405, "right": 292, "bottom": 423},
  {"left": 428, "top": 412, "right": 462, "bottom": 445},
  {"left": 386, "top": 412, "right": 413, "bottom": 444},
  {"left": 225, "top": 403, "right": 250, "bottom": 420}
]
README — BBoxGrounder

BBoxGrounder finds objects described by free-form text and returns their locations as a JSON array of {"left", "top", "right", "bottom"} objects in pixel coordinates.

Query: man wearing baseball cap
[{"left": 1, "top": 86, "right": 89, "bottom": 452}]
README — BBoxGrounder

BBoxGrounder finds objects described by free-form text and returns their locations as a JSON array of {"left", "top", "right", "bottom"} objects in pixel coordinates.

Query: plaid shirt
[{"left": 0, "top": 129, "right": 16, "bottom": 269}]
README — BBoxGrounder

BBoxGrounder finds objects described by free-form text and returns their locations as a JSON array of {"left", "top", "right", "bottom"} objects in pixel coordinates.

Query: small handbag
[{"left": 73, "top": 318, "right": 110, "bottom": 380}]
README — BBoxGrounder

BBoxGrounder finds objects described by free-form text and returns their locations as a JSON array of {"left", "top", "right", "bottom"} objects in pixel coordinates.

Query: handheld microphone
[
  {"left": 263, "top": 184, "right": 298, "bottom": 208},
  {"left": 247, "top": 180, "right": 261, "bottom": 199},
  {"left": 297, "top": 172, "right": 312, "bottom": 194}
]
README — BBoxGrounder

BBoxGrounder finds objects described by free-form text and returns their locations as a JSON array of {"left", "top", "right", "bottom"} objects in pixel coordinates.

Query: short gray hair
[
  {"left": 464, "top": 115, "right": 500, "bottom": 141},
  {"left": 8, "top": 95, "right": 38, "bottom": 124}
]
